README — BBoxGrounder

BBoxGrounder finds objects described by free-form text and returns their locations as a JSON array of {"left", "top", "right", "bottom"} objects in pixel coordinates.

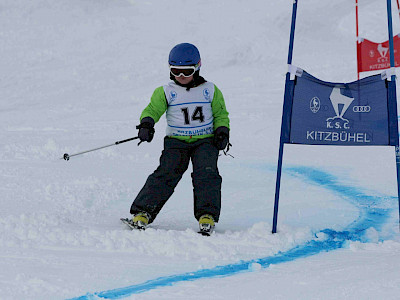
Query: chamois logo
[
  {"left": 377, "top": 43, "right": 389, "bottom": 59},
  {"left": 326, "top": 87, "right": 354, "bottom": 129}
]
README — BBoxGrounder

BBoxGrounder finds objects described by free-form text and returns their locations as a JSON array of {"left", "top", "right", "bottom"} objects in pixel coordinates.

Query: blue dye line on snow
[
  {"left": 285, "top": 166, "right": 393, "bottom": 236},
  {"left": 69, "top": 166, "right": 396, "bottom": 300}
]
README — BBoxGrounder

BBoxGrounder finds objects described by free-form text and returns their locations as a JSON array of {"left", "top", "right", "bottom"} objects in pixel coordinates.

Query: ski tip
[{"left": 198, "top": 231, "right": 211, "bottom": 236}]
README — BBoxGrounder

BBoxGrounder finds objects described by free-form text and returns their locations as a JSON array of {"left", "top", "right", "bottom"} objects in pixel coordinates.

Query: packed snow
[{"left": 1, "top": 0, "right": 400, "bottom": 299}]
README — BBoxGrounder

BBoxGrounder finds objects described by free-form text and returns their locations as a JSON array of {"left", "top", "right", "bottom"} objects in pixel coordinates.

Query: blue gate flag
[
  {"left": 273, "top": 0, "right": 400, "bottom": 234},
  {"left": 289, "top": 70, "right": 395, "bottom": 146},
  {"left": 273, "top": 66, "right": 399, "bottom": 234}
]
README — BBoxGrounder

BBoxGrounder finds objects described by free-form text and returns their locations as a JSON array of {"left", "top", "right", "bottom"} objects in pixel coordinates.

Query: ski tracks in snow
[{"left": 69, "top": 166, "right": 399, "bottom": 300}]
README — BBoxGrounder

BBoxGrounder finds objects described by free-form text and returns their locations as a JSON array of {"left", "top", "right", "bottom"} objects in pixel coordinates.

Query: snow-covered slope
[{"left": 1, "top": 0, "right": 400, "bottom": 299}]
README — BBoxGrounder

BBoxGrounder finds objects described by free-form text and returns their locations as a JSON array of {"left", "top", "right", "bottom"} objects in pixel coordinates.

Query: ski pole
[{"left": 62, "top": 136, "right": 140, "bottom": 161}]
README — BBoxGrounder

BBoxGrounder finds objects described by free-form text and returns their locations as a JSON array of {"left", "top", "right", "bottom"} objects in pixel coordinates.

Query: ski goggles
[{"left": 169, "top": 65, "right": 198, "bottom": 77}]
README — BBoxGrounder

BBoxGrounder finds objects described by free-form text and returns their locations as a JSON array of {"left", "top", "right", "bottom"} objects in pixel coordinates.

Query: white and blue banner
[{"left": 287, "top": 71, "right": 397, "bottom": 146}]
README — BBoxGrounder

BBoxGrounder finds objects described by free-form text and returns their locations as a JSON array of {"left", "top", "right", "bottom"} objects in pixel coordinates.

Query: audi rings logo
[{"left": 352, "top": 105, "right": 371, "bottom": 113}]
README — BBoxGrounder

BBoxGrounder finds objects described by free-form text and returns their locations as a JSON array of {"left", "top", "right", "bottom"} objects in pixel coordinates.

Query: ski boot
[
  {"left": 121, "top": 212, "right": 150, "bottom": 230},
  {"left": 198, "top": 214, "right": 215, "bottom": 236},
  {"left": 132, "top": 212, "right": 150, "bottom": 230}
]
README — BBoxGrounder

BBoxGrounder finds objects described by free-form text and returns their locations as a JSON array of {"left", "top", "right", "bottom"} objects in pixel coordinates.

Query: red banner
[{"left": 357, "top": 35, "right": 400, "bottom": 73}]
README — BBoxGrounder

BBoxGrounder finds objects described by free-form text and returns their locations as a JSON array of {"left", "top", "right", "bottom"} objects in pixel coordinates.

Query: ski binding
[
  {"left": 120, "top": 217, "right": 146, "bottom": 230},
  {"left": 198, "top": 224, "right": 214, "bottom": 236}
]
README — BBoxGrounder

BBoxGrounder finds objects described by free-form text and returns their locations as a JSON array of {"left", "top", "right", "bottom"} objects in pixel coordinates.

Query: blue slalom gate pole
[
  {"left": 272, "top": 0, "right": 299, "bottom": 234},
  {"left": 386, "top": 0, "right": 400, "bottom": 230}
]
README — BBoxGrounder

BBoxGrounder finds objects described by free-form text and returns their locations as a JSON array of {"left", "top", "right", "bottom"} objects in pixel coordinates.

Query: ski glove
[
  {"left": 213, "top": 126, "right": 230, "bottom": 150},
  {"left": 136, "top": 117, "right": 155, "bottom": 143}
]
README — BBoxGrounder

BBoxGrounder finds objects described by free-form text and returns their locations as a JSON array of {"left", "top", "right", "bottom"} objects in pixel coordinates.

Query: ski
[
  {"left": 198, "top": 230, "right": 212, "bottom": 236},
  {"left": 120, "top": 217, "right": 146, "bottom": 230},
  {"left": 121, "top": 217, "right": 213, "bottom": 235}
]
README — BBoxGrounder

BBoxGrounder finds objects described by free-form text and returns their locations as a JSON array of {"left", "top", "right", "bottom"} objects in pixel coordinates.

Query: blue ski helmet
[{"left": 168, "top": 43, "right": 201, "bottom": 68}]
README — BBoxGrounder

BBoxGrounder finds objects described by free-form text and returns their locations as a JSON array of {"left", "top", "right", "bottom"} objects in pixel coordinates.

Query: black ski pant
[{"left": 130, "top": 137, "right": 222, "bottom": 223}]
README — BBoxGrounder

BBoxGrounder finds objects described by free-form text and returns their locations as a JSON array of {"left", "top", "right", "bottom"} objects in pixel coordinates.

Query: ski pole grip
[{"left": 115, "top": 136, "right": 139, "bottom": 145}]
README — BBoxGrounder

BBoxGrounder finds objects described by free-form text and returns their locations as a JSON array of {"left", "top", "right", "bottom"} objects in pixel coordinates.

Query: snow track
[{"left": 69, "top": 167, "right": 398, "bottom": 299}]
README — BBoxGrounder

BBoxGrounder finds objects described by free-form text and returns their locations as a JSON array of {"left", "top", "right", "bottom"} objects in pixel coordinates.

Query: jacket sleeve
[
  {"left": 212, "top": 85, "right": 230, "bottom": 130},
  {"left": 140, "top": 86, "right": 168, "bottom": 123}
]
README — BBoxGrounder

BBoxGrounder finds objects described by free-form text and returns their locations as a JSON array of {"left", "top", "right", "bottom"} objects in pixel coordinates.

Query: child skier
[{"left": 129, "top": 43, "right": 230, "bottom": 235}]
